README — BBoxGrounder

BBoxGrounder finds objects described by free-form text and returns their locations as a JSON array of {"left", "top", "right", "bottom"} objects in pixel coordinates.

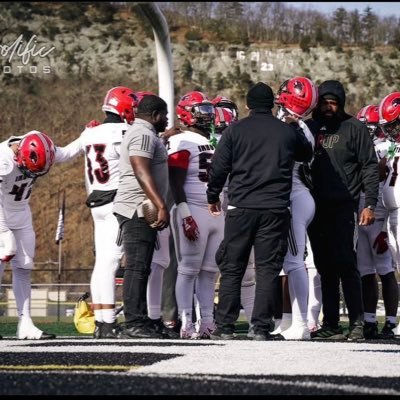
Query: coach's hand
[
  {"left": 208, "top": 201, "right": 222, "bottom": 217},
  {"left": 153, "top": 206, "right": 170, "bottom": 231},
  {"left": 182, "top": 216, "right": 199, "bottom": 241},
  {"left": 359, "top": 207, "right": 375, "bottom": 226},
  {"left": 373, "top": 231, "right": 388, "bottom": 254}
]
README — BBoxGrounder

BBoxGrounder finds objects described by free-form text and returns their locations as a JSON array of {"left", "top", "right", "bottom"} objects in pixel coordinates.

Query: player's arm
[
  {"left": 54, "top": 136, "right": 83, "bottom": 163},
  {"left": 168, "top": 150, "right": 199, "bottom": 241},
  {"left": 0, "top": 169, "right": 16, "bottom": 262},
  {"left": 130, "top": 155, "right": 169, "bottom": 230}
]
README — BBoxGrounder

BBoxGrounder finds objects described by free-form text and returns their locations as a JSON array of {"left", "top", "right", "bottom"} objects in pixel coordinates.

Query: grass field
[{"left": 1, "top": 316, "right": 249, "bottom": 337}]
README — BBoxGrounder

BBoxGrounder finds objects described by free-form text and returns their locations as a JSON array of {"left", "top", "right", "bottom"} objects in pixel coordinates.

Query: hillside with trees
[{"left": 0, "top": 2, "right": 399, "bottom": 283}]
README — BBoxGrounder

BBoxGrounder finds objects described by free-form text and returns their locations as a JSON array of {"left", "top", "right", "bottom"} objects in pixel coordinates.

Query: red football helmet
[
  {"left": 212, "top": 96, "right": 239, "bottom": 121},
  {"left": 15, "top": 131, "right": 55, "bottom": 178},
  {"left": 214, "top": 107, "right": 235, "bottom": 133},
  {"left": 356, "top": 105, "right": 384, "bottom": 140},
  {"left": 135, "top": 90, "right": 157, "bottom": 104},
  {"left": 379, "top": 92, "right": 400, "bottom": 142},
  {"left": 275, "top": 76, "right": 318, "bottom": 118},
  {"left": 357, "top": 105, "right": 379, "bottom": 124},
  {"left": 176, "top": 91, "right": 215, "bottom": 130},
  {"left": 102, "top": 86, "right": 138, "bottom": 124}
]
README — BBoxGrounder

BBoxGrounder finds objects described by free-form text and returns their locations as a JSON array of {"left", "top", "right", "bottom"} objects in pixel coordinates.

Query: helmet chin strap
[{"left": 276, "top": 107, "right": 289, "bottom": 122}]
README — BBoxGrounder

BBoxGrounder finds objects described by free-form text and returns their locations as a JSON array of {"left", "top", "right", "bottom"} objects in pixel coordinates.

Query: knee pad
[
  {"left": 151, "top": 257, "right": 169, "bottom": 270},
  {"left": 11, "top": 256, "right": 33, "bottom": 270},
  {"left": 283, "top": 260, "right": 304, "bottom": 275},
  {"left": 177, "top": 265, "right": 199, "bottom": 277},
  {"left": 201, "top": 262, "right": 219, "bottom": 274}
]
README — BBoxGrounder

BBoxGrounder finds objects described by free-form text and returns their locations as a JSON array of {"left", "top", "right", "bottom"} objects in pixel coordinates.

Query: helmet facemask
[
  {"left": 191, "top": 104, "right": 215, "bottom": 131},
  {"left": 383, "top": 118, "right": 400, "bottom": 143}
]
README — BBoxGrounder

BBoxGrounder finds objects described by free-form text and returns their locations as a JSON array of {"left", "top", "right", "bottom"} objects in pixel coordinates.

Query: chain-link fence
[{"left": 1, "top": 268, "right": 399, "bottom": 319}]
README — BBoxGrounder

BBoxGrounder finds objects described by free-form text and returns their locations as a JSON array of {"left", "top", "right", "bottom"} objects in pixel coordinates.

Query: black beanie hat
[{"left": 246, "top": 82, "right": 274, "bottom": 109}]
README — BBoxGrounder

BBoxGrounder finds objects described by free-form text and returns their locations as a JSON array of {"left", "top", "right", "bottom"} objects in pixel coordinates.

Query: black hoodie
[{"left": 306, "top": 80, "right": 379, "bottom": 208}]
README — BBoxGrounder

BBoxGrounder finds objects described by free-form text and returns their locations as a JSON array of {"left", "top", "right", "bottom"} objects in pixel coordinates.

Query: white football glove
[{"left": 0, "top": 229, "right": 17, "bottom": 262}]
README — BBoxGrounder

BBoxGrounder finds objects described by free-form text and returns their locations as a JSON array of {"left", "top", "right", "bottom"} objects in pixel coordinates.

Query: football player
[
  {"left": 376, "top": 93, "right": 400, "bottom": 338},
  {"left": 50, "top": 87, "right": 138, "bottom": 338},
  {"left": 272, "top": 76, "right": 318, "bottom": 340},
  {"left": 168, "top": 91, "right": 223, "bottom": 339},
  {"left": 305, "top": 234, "right": 322, "bottom": 332},
  {"left": 0, "top": 130, "right": 87, "bottom": 340}
]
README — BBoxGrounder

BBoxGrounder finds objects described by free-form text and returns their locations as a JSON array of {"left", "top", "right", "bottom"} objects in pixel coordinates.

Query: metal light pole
[
  {"left": 55, "top": 189, "right": 65, "bottom": 322},
  {"left": 135, "top": 2, "right": 175, "bottom": 128}
]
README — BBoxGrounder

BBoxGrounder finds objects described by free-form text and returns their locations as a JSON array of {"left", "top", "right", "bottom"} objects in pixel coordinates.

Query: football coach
[{"left": 206, "top": 82, "right": 313, "bottom": 341}]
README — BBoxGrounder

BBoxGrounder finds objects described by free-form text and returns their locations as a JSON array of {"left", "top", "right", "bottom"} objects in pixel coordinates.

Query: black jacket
[
  {"left": 306, "top": 80, "right": 379, "bottom": 208},
  {"left": 207, "top": 109, "right": 313, "bottom": 209},
  {"left": 306, "top": 117, "right": 379, "bottom": 207}
]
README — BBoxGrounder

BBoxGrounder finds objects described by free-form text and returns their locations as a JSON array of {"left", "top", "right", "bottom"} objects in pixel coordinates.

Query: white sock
[
  {"left": 386, "top": 316, "right": 397, "bottom": 325},
  {"left": 94, "top": 309, "right": 103, "bottom": 322},
  {"left": 364, "top": 313, "right": 376, "bottom": 323},
  {"left": 281, "top": 322, "right": 310, "bottom": 340},
  {"left": 274, "top": 318, "right": 282, "bottom": 330},
  {"left": 273, "top": 313, "right": 292, "bottom": 333},
  {"left": 13, "top": 267, "right": 32, "bottom": 318},
  {"left": 176, "top": 272, "right": 196, "bottom": 326},
  {"left": 195, "top": 270, "right": 217, "bottom": 323},
  {"left": 181, "top": 308, "right": 193, "bottom": 330},
  {"left": 102, "top": 308, "right": 115, "bottom": 324},
  {"left": 307, "top": 269, "right": 322, "bottom": 329},
  {"left": 146, "top": 262, "right": 164, "bottom": 319},
  {"left": 193, "top": 292, "right": 201, "bottom": 322},
  {"left": 288, "top": 268, "right": 309, "bottom": 324},
  {"left": 241, "top": 283, "right": 255, "bottom": 324}
]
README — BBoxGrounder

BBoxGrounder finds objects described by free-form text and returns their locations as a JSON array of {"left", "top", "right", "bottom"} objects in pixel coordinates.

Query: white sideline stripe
[
  {"left": 128, "top": 373, "right": 400, "bottom": 396},
  {"left": 2, "top": 339, "right": 400, "bottom": 379}
]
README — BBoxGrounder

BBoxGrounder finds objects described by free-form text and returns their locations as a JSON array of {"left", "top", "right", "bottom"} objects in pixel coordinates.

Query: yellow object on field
[{"left": 74, "top": 292, "right": 95, "bottom": 334}]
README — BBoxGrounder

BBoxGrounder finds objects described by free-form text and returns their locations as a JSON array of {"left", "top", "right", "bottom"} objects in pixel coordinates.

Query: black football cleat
[{"left": 39, "top": 331, "right": 56, "bottom": 340}]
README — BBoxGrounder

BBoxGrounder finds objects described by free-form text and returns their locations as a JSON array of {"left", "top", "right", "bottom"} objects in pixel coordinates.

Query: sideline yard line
[{"left": 130, "top": 372, "right": 400, "bottom": 396}]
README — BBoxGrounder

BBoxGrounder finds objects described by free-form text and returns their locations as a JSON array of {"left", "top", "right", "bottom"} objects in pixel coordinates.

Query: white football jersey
[
  {"left": 168, "top": 130, "right": 215, "bottom": 207},
  {"left": 360, "top": 140, "right": 389, "bottom": 218},
  {"left": 381, "top": 141, "right": 400, "bottom": 210},
  {"left": 78, "top": 123, "right": 128, "bottom": 194},
  {"left": 55, "top": 123, "right": 129, "bottom": 195},
  {"left": 0, "top": 137, "right": 34, "bottom": 214}
]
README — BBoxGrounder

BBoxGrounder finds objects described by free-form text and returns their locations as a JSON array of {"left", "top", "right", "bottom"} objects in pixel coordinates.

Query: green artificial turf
[{"left": 0, "top": 315, "right": 388, "bottom": 338}]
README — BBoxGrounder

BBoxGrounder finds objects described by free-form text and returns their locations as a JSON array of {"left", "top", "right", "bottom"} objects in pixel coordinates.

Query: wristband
[{"left": 177, "top": 202, "right": 191, "bottom": 219}]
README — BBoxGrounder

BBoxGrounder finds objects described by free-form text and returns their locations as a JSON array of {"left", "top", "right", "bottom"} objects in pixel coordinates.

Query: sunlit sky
[{"left": 285, "top": 2, "right": 400, "bottom": 18}]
